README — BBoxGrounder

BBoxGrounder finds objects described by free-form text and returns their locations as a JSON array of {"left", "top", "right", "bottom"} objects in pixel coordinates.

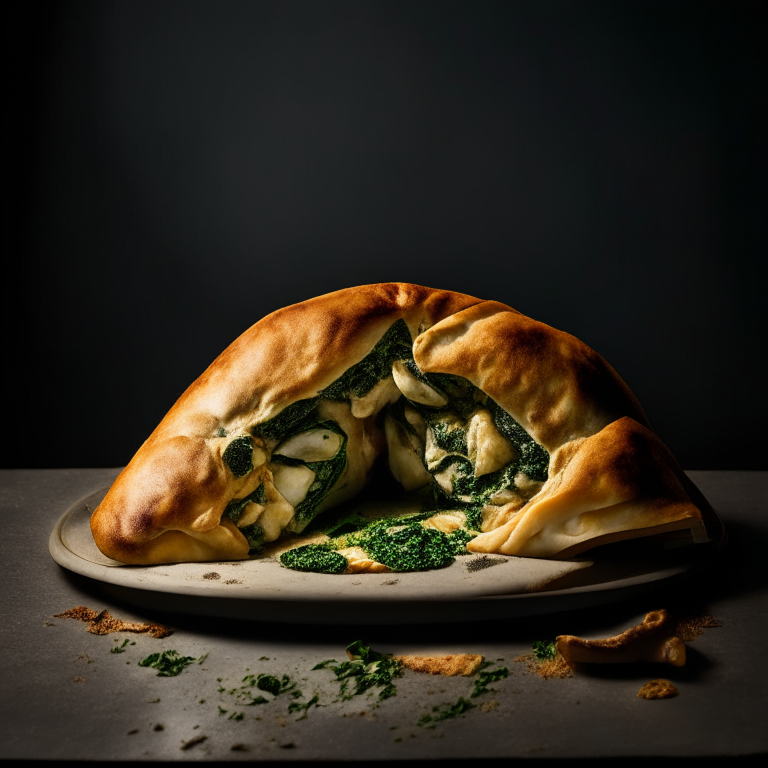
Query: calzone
[{"left": 90, "top": 283, "right": 719, "bottom": 568}]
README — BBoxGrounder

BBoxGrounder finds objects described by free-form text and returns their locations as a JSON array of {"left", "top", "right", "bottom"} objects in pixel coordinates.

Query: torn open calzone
[{"left": 90, "top": 283, "right": 720, "bottom": 569}]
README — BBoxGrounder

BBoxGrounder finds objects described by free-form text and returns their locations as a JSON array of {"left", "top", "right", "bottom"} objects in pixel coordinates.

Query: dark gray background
[{"left": 8, "top": 0, "right": 765, "bottom": 470}]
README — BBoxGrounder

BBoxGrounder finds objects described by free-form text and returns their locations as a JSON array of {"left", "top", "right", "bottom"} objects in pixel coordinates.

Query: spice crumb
[
  {"left": 203, "top": 572, "right": 221, "bottom": 580},
  {"left": 55, "top": 607, "right": 172, "bottom": 638},
  {"left": 465, "top": 555, "right": 507, "bottom": 572},
  {"left": 279, "top": 743, "right": 296, "bottom": 749},
  {"left": 479, "top": 700, "right": 500, "bottom": 712},
  {"left": 515, "top": 653, "right": 573, "bottom": 679},
  {"left": 153, "top": 724, "right": 164, "bottom": 731},
  {"left": 147, "top": 698, "right": 160, "bottom": 704},
  {"left": 674, "top": 613, "right": 723, "bottom": 641},
  {"left": 74, "top": 677, "right": 85, "bottom": 683},
  {"left": 224, "top": 579, "right": 243, "bottom": 585},
  {"left": 231, "top": 744, "right": 248, "bottom": 752},
  {"left": 637, "top": 679, "right": 679, "bottom": 699},
  {"left": 127, "top": 729, "right": 139, "bottom": 735},
  {"left": 181, "top": 735, "right": 207, "bottom": 750}
]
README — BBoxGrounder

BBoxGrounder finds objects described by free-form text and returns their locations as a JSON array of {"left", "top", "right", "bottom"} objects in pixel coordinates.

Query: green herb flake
[
  {"left": 138, "top": 650, "right": 198, "bottom": 677},
  {"left": 256, "top": 674, "right": 295, "bottom": 697},
  {"left": 313, "top": 641, "right": 403, "bottom": 702},
  {"left": 111, "top": 638, "right": 130, "bottom": 654},
  {"left": 417, "top": 697, "right": 475, "bottom": 729},
  {"left": 223, "top": 672, "right": 296, "bottom": 707},
  {"left": 472, "top": 666, "right": 510, "bottom": 697},
  {"left": 532, "top": 640, "right": 557, "bottom": 661},
  {"left": 288, "top": 694, "right": 320, "bottom": 720}
]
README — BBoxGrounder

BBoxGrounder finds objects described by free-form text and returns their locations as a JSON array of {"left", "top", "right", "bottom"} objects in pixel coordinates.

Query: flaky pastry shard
[{"left": 90, "top": 283, "right": 719, "bottom": 565}]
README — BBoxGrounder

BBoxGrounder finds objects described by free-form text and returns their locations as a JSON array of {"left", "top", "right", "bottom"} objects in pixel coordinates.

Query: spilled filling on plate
[{"left": 217, "top": 320, "right": 550, "bottom": 573}]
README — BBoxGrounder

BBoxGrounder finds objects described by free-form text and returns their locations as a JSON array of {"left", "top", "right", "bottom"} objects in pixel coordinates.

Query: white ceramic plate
[{"left": 49, "top": 486, "right": 718, "bottom": 624}]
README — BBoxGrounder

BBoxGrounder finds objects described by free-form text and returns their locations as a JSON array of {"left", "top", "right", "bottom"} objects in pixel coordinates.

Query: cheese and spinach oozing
[{"left": 219, "top": 320, "right": 550, "bottom": 573}]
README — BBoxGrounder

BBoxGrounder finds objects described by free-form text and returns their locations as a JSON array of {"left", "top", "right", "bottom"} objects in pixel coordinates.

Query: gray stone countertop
[{"left": 1, "top": 468, "right": 766, "bottom": 763}]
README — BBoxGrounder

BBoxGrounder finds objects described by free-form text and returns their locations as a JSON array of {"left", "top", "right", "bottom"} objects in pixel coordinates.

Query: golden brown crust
[
  {"left": 90, "top": 282, "right": 714, "bottom": 565},
  {"left": 556, "top": 609, "right": 687, "bottom": 666},
  {"left": 466, "top": 417, "right": 709, "bottom": 558}
]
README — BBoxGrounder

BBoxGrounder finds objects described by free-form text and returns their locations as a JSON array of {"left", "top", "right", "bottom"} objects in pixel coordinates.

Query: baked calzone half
[{"left": 90, "top": 283, "right": 720, "bottom": 569}]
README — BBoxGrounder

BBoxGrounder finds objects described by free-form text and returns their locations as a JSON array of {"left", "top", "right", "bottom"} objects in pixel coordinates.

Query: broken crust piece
[
  {"left": 637, "top": 679, "right": 679, "bottom": 699},
  {"left": 556, "top": 609, "right": 686, "bottom": 667},
  {"left": 89, "top": 282, "right": 719, "bottom": 565},
  {"left": 395, "top": 654, "right": 485, "bottom": 676}
]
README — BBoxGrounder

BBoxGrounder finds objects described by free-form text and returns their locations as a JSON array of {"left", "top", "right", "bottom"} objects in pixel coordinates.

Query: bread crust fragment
[{"left": 90, "top": 283, "right": 715, "bottom": 565}]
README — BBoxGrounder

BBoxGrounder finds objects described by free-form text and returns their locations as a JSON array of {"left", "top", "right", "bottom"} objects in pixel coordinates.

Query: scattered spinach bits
[
  {"left": 218, "top": 670, "right": 319, "bottom": 721},
  {"left": 472, "top": 666, "right": 510, "bottom": 697},
  {"left": 110, "top": 638, "right": 134, "bottom": 654},
  {"left": 139, "top": 650, "right": 200, "bottom": 677},
  {"left": 532, "top": 640, "right": 558, "bottom": 661},
  {"left": 313, "top": 641, "right": 403, "bottom": 702},
  {"left": 417, "top": 697, "right": 475, "bottom": 729}
]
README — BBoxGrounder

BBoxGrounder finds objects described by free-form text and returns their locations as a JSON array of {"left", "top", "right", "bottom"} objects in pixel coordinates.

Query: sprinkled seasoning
[{"left": 54, "top": 607, "right": 173, "bottom": 638}]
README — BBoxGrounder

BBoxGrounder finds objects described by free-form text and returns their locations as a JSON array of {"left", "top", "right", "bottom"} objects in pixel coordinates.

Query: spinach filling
[
  {"left": 236, "top": 318, "right": 550, "bottom": 570},
  {"left": 488, "top": 401, "right": 549, "bottom": 482},
  {"left": 319, "top": 319, "right": 414, "bottom": 400},
  {"left": 278, "top": 509, "right": 476, "bottom": 574},
  {"left": 222, "top": 436, "right": 254, "bottom": 478},
  {"left": 224, "top": 484, "right": 267, "bottom": 550},
  {"left": 280, "top": 545, "right": 348, "bottom": 575}
]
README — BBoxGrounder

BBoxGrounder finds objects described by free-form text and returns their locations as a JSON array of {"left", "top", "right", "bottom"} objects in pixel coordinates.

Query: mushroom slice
[
  {"left": 274, "top": 429, "right": 343, "bottom": 463},
  {"left": 514, "top": 472, "right": 543, "bottom": 498},
  {"left": 384, "top": 413, "right": 432, "bottom": 491},
  {"left": 467, "top": 409, "right": 517, "bottom": 477},
  {"left": 237, "top": 502, "right": 266, "bottom": 528},
  {"left": 391, "top": 360, "right": 448, "bottom": 407},
  {"left": 488, "top": 488, "right": 522, "bottom": 506},
  {"left": 403, "top": 403, "right": 427, "bottom": 442},
  {"left": 424, "top": 413, "right": 466, "bottom": 471},
  {"left": 270, "top": 463, "right": 316, "bottom": 507},
  {"left": 337, "top": 546, "right": 390, "bottom": 573},
  {"left": 350, "top": 376, "right": 401, "bottom": 418},
  {"left": 421, "top": 511, "right": 466, "bottom": 534},
  {"left": 258, "top": 496, "right": 297, "bottom": 543},
  {"left": 433, "top": 463, "right": 459, "bottom": 495}
]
